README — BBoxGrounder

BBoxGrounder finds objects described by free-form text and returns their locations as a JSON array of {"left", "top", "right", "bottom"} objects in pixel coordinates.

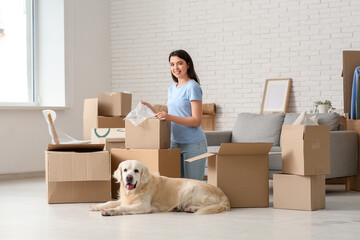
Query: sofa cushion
[
  {"left": 283, "top": 112, "right": 340, "bottom": 131},
  {"left": 231, "top": 113, "right": 285, "bottom": 146}
]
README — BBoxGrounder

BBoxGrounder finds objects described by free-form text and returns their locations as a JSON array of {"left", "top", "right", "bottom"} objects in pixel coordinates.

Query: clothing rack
[{"left": 343, "top": 50, "right": 360, "bottom": 117}]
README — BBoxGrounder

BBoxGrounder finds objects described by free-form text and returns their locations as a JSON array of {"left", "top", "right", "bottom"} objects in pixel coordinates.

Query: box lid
[
  {"left": 47, "top": 143, "right": 105, "bottom": 152},
  {"left": 217, "top": 143, "right": 273, "bottom": 155},
  {"left": 185, "top": 143, "right": 273, "bottom": 162}
]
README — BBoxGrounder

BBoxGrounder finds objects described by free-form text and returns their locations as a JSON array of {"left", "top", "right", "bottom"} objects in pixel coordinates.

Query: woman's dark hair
[{"left": 168, "top": 49, "right": 200, "bottom": 84}]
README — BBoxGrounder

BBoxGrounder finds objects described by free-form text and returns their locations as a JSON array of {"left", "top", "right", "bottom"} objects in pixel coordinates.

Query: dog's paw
[
  {"left": 90, "top": 205, "right": 100, "bottom": 211},
  {"left": 101, "top": 209, "right": 116, "bottom": 216}
]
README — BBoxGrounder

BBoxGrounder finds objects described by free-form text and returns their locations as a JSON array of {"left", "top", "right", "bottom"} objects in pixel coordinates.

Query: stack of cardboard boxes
[
  {"left": 273, "top": 125, "right": 331, "bottom": 211},
  {"left": 110, "top": 118, "right": 181, "bottom": 199},
  {"left": 83, "top": 92, "right": 132, "bottom": 140},
  {"left": 84, "top": 92, "right": 131, "bottom": 150},
  {"left": 45, "top": 92, "right": 132, "bottom": 204}
]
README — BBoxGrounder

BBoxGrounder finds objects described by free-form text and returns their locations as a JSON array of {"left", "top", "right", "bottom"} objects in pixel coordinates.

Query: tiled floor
[{"left": 1, "top": 177, "right": 360, "bottom": 240}]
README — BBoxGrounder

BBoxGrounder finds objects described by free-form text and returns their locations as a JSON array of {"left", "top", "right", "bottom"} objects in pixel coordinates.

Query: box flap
[
  {"left": 185, "top": 152, "right": 216, "bottom": 162},
  {"left": 106, "top": 138, "right": 125, "bottom": 143},
  {"left": 282, "top": 125, "right": 306, "bottom": 140},
  {"left": 47, "top": 143, "right": 105, "bottom": 152},
  {"left": 217, "top": 143, "right": 273, "bottom": 155}
]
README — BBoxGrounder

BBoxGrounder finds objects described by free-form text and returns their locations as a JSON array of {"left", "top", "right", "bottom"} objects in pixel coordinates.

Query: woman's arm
[
  {"left": 141, "top": 101, "right": 159, "bottom": 114},
  {"left": 155, "top": 100, "right": 202, "bottom": 127}
]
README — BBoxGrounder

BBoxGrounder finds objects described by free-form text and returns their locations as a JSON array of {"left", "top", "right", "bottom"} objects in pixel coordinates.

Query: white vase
[{"left": 318, "top": 104, "right": 329, "bottom": 113}]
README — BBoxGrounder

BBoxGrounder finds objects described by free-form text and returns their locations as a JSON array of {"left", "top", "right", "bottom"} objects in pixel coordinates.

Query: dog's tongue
[{"left": 126, "top": 184, "right": 134, "bottom": 190}]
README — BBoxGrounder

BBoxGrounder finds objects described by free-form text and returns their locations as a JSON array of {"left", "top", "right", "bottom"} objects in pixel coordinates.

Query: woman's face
[{"left": 169, "top": 56, "right": 189, "bottom": 80}]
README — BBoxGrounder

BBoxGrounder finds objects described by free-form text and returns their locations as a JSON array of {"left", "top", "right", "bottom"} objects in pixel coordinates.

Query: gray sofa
[{"left": 205, "top": 112, "right": 358, "bottom": 180}]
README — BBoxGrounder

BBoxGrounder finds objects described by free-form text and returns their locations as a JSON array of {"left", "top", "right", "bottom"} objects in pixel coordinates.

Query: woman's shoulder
[{"left": 187, "top": 79, "right": 201, "bottom": 88}]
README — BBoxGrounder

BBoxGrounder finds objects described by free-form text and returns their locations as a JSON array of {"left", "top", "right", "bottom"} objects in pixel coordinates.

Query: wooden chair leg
[{"left": 346, "top": 177, "right": 351, "bottom": 192}]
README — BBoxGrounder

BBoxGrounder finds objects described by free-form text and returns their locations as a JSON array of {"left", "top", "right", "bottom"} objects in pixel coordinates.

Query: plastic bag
[
  {"left": 42, "top": 109, "right": 89, "bottom": 144},
  {"left": 124, "top": 102, "right": 156, "bottom": 126}
]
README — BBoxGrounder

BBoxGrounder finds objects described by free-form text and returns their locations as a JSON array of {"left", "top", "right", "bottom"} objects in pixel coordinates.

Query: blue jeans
[{"left": 170, "top": 139, "right": 207, "bottom": 181}]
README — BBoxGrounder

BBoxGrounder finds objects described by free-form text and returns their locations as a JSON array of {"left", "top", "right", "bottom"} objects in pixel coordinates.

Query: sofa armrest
[
  {"left": 327, "top": 130, "right": 358, "bottom": 179},
  {"left": 205, "top": 131, "right": 232, "bottom": 146}
]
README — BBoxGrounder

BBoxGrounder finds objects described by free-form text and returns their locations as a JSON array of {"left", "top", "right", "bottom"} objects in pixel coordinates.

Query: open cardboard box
[
  {"left": 97, "top": 92, "right": 132, "bottom": 117},
  {"left": 186, "top": 142, "right": 272, "bottom": 208},
  {"left": 281, "top": 125, "right": 330, "bottom": 176},
  {"left": 45, "top": 143, "right": 111, "bottom": 203}
]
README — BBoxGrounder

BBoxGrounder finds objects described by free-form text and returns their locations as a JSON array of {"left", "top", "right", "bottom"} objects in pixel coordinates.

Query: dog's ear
[
  {"left": 113, "top": 163, "right": 122, "bottom": 183},
  {"left": 140, "top": 165, "right": 151, "bottom": 184}
]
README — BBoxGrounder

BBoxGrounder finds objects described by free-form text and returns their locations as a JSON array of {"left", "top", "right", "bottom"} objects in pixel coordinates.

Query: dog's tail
[
  {"left": 195, "top": 203, "right": 230, "bottom": 215},
  {"left": 195, "top": 196, "right": 231, "bottom": 215}
]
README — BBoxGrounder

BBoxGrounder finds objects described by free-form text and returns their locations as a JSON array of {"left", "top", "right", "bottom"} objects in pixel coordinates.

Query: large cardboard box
[
  {"left": 281, "top": 125, "right": 330, "bottom": 176},
  {"left": 110, "top": 148, "right": 180, "bottom": 199},
  {"left": 125, "top": 118, "right": 171, "bottom": 149},
  {"left": 273, "top": 174, "right": 325, "bottom": 211},
  {"left": 98, "top": 92, "right": 132, "bottom": 117},
  {"left": 45, "top": 146, "right": 111, "bottom": 203},
  {"left": 187, "top": 143, "right": 272, "bottom": 208},
  {"left": 83, "top": 99, "right": 125, "bottom": 140}
]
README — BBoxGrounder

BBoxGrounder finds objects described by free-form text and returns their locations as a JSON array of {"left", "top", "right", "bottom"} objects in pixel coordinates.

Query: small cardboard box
[
  {"left": 45, "top": 144, "right": 111, "bottom": 203},
  {"left": 187, "top": 142, "right": 272, "bottom": 208},
  {"left": 90, "top": 128, "right": 125, "bottom": 144},
  {"left": 281, "top": 125, "right": 330, "bottom": 176},
  {"left": 98, "top": 92, "right": 132, "bottom": 117},
  {"left": 273, "top": 173, "right": 325, "bottom": 211},
  {"left": 125, "top": 118, "right": 171, "bottom": 149},
  {"left": 110, "top": 148, "right": 180, "bottom": 199},
  {"left": 83, "top": 99, "right": 125, "bottom": 140}
]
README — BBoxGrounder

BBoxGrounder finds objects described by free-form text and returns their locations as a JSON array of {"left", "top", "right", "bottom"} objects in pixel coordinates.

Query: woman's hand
[
  {"left": 155, "top": 111, "right": 169, "bottom": 121},
  {"left": 141, "top": 101, "right": 158, "bottom": 114}
]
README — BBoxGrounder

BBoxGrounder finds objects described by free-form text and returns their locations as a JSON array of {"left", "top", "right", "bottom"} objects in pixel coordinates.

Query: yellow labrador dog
[{"left": 91, "top": 160, "right": 230, "bottom": 216}]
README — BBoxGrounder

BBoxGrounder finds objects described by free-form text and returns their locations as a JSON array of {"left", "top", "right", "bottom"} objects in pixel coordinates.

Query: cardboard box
[
  {"left": 83, "top": 98, "right": 98, "bottom": 140},
  {"left": 98, "top": 92, "right": 132, "bottom": 117},
  {"left": 281, "top": 125, "right": 330, "bottom": 176},
  {"left": 125, "top": 118, "right": 171, "bottom": 149},
  {"left": 104, "top": 138, "right": 125, "bottom": 152},
  {"left": 187, "top": 143, "right": 272, "bottom": 208},
  {"left": 110, "top": 148, "right": 180, "bottom": 199},
  {"left": 273, "top": 174, "right": 325, "bottom": 211},
  {"left": 90, "top": 128, "right": 125, "bottom": 144},
  {"left": 83, "top": 99, "right": 125, "bottom": 140},
  {"left": 202, "top": 114, "right": 215, "bottom": 131},
  {"left": 45, "top": 145, "right": 111, "bottom": 203}
]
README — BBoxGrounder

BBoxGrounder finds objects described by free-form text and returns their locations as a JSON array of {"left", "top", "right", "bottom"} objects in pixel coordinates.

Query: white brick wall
[{"left": 110, "top": 0, "right": 360, "bottom": 130}]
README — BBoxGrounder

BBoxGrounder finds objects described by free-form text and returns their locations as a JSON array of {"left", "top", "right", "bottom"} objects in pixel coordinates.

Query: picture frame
[{"left": 261, "top": 78, "right": 292, "bottom": 114}]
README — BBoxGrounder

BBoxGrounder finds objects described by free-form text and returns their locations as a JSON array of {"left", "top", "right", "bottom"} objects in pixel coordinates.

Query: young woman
[{"left": 142, "top": 49, "right": 207, "bottom": 181}]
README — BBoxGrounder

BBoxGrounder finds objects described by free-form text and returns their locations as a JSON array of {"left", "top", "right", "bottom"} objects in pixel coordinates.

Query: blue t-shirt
[{"left": 167, "top": 79, "right": 206, "bottom": 144}]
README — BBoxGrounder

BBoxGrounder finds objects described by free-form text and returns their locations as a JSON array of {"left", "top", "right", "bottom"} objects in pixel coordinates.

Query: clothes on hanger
[{"left": 350, "top": 66, "right": 360, "bottom": 119}]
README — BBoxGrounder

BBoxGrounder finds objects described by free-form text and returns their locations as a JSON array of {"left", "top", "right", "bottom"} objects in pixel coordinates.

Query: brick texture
[{"left": 110, "top": 0, "right": 360, "bottom": 130}]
